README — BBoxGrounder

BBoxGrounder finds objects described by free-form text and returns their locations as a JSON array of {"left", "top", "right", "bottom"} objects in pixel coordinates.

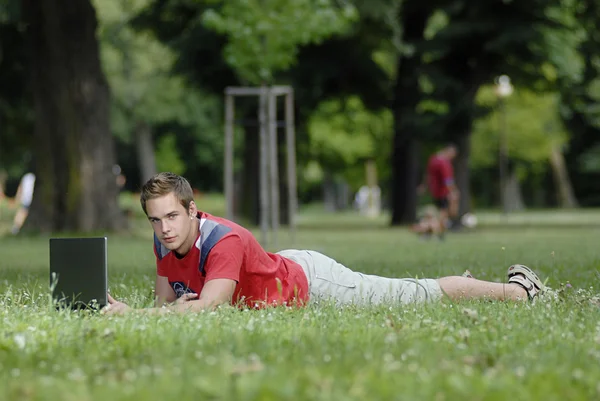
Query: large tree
[
  {"left": 389, "top": 0, "right": 432, "bottom": 225},
  {"left": 21, "top": 0, "right": 124, "bottom": 232},
  {"left": 0, "top": 0, "right": 32, "bottom": 182}
]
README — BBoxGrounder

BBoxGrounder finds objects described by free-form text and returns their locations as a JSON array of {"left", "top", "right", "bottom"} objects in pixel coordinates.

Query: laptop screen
[{"left": 49, "top": 237, "right": 108, "bottom": 309}]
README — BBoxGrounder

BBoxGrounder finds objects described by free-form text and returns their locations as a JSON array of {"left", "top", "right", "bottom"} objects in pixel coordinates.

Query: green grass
[{"left": 1, "top": 199, "right": 600, "bottom": 400}]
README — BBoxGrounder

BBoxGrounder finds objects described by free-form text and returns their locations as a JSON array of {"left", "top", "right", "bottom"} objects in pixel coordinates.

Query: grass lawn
[{"left": 1, "top": 198, "right": 600, "bottom": 400}]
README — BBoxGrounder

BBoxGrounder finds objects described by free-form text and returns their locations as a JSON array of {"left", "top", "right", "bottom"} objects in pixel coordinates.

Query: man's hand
[
  {"left": 102, "top": 293, "right": 133, "bottom": 316},
  {"left": 175, "top": 293, "right": 199, "bottom": 305}
]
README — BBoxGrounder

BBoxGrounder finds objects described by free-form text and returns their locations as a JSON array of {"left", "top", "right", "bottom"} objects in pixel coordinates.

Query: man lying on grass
[{"left": 104, "top": 172, "right": 547, "bottom": 315}]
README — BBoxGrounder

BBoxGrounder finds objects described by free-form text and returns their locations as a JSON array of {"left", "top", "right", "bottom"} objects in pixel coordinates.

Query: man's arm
[
  {"left": 165, "top": 278, "right": 236, "bottom": 313},
  {"left": 104, "top": 278, "right": 236, "bottom": 315},
  {"left": 155, "top": 275, "right": 177, "bottom": 307}
]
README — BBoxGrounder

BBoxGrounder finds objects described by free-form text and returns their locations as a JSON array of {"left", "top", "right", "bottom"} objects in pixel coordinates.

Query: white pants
[{"left": 277, "top": 249, "right": 443, "bottom": 306}]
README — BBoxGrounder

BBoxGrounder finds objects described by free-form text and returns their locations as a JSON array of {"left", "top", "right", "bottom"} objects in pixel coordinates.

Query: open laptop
[{"left": 49, "top": 237, "right": 108, "bottom": 310}]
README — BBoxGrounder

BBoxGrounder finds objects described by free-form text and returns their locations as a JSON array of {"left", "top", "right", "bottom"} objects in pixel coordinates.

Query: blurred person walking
[
  {"left": 419, "top": 144, "right": 459, "bottom": 239},
  {"left": 11, "top": 172, "right": 36, "bottom": 235}
]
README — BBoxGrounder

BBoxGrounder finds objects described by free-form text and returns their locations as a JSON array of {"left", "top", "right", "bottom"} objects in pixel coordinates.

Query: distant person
[
  {"left": 354, "top": 185, "right": 381, "bottom": 217},
  {"left": 103, "top": 172, "right": 547, "bottom": 315},
  {"left": 11, "top": 172, "right": 36, "bottom": 235},
  {"left": 421, "top": 143, "right": 459, "bottom": 239},
  {"left": 353, "top": 185, "right": 369, "bottom": 211}
]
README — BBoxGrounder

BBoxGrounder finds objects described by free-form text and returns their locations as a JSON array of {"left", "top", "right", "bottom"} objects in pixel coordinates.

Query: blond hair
[{"left": 140, "top": 172, "right": 194, "bottom": 215}]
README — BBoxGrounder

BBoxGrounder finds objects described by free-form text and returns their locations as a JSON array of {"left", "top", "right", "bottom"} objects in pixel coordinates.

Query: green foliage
[
  {"left": 539, "top": 1, "right": 586, "bottom": 85},
  {"left": 353, "top": 0, "right": 402, "bottom": 54},
  {"left": 154, "top": 133, "right": 185, "bottom": 175},
  {"left": 0, "top": 0, "right": 19, "bottom": 24},
  {"left": 371, "top": 49, "right": 396, "bottom": 78},
  {"left": 308, "top": 96, "right": 392, "bottom": 188},
  {"left": 419, "top": 0, "right": 579, "bottom": 124},
  {"left": 579, "top": 145, "right": 600, "bottom": 173},
  {"left": 424, "top": 9, "right": 449, "bottom": 41},
  {"left": 471, "top": 87, "right": 568, "bottom": 175},
  {"left": 202, "top": 0, "right": 358, "bottom": 84},
  {"left": 94, "top": 0, "right": 225, "bottom": 189},
  {"left": 95, "top": 0, "right": 193, "bottom": 140}
]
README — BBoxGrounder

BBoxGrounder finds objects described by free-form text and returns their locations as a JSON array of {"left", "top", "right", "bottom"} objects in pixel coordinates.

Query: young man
[
  {"left": 425, "top": 144, "right": 459, "bottom": 238},
  {"left": 104, "top": 173, "right": 546, "bottom": 315}
]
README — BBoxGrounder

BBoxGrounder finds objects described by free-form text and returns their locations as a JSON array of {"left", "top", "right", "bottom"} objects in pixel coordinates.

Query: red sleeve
[
  {"left": 155, "top": 245, "right": 168, "bottom": 277},
  {"left": 441, "top": 160, "right": 454, "bottom": 186},
  {"left": 204, "top": 235, "right": 243, "bottom": 282}
]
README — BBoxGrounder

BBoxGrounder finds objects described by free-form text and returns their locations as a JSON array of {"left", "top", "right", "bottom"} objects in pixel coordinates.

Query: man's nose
[{"left": 160, "top": 220, "right": 171, "bottom": 233}]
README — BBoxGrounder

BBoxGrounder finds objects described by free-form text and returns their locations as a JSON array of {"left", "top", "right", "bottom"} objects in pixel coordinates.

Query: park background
[
  {"left": 1, "top": 1, "right": 600, "bottom": 400},
  {"left": 1, "top": 0, "right": 599, "bottom": 231}
]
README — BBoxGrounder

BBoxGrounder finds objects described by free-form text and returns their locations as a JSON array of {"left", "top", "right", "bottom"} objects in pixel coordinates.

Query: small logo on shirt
[{"left": 170, "top": 281, "right": 194, "bottom": 298}]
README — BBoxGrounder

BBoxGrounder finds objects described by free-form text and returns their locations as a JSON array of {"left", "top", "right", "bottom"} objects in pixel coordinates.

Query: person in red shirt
[
  {"left": 104, "top": 173, "right": 548, "bottom": 315},
  {"left": 424, "top": 143, "right": 459, "bottom": 238}
]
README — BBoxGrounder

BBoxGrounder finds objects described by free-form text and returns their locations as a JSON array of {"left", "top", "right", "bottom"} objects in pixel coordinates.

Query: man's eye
[{"left": 169, "top": 215, "right": 176, "bottom": 219}]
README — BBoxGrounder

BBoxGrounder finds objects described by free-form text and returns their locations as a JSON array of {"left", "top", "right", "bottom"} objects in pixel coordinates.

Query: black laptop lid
[{"left": 49, "top": 237, "right": 108, "bottom": 309}]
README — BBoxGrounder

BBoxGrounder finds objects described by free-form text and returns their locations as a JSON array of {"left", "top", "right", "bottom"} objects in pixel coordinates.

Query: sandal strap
[
  {"left": 507, "top": 264, "right": 544, "bottom": 300},
  {"left": 508, "top": 275, "right": 539, "bottom": 300}
]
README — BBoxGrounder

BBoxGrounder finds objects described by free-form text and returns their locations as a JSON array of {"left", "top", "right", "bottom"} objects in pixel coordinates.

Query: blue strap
[
  {"left": 153, "top": 234, "right": 164, "bottom": 260},
  {"left": 198, "top": 224, "right": 232, "bottom": 275}
]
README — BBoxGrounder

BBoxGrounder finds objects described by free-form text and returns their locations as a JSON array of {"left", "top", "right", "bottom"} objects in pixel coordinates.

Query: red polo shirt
[
  {"left": 155, "top": 212, "right": 309, "bottom": 308},
  {"left": 427, "top": 155, "right": 454, "bottom": 199}
]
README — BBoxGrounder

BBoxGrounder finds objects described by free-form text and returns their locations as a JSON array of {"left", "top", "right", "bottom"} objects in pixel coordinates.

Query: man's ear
[{"left": 188, "top": 200, "right": 198, "bottom": 217}]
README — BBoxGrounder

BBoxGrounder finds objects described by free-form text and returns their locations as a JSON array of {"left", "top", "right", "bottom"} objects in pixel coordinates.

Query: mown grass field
[{"left": 1, "top": 197, "right": 600, "bottom": 400}]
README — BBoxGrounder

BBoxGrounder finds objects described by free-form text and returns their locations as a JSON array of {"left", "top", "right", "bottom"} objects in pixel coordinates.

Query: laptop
[{"left": 49, "top": 237, "right": 108, "bottom": 310}]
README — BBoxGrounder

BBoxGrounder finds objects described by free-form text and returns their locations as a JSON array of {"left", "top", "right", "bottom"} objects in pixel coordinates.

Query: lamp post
[{"left": 495, "top": 75, "right": 513, "bottom": 214}]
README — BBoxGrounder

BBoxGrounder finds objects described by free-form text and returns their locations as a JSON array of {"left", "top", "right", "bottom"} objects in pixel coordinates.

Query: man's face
[{"left": 145, "top": 192, "right": 196, "bottom": 254}]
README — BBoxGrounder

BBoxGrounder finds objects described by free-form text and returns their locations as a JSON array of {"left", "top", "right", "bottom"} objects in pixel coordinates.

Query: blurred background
[{"left": 0, "top": 0, "right": 598, "bottom": 234}]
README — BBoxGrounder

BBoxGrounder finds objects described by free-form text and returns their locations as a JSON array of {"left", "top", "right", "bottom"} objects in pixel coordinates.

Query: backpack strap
[
  {"left": 198, "top": 219, "right": 232, "bottom": 275},
  {"left": 153, "top": 233, "right": 168, "bottom": 260}
]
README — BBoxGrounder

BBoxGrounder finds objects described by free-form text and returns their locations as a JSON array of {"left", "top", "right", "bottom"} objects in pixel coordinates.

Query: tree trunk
[
  {"left": 454, "top": 133, "right": 472, "bottom": 217},
  {"left": 447, "top": 92, "right": 478, "bottom": 219},
  {"left": 390, "top": 132, "right": 420, "bottom": 224},
  {"left": 22, "top": 0, "right": 124, "bottom": 232},
  {"left": 134, "top": 120, "right": 157, "bottom": 186},
  {"left": 390, "top": 1, "right": 429, "bottom": 225},
  {"left": 549, "top": 145, "right": 578, "bottom": 208}
]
